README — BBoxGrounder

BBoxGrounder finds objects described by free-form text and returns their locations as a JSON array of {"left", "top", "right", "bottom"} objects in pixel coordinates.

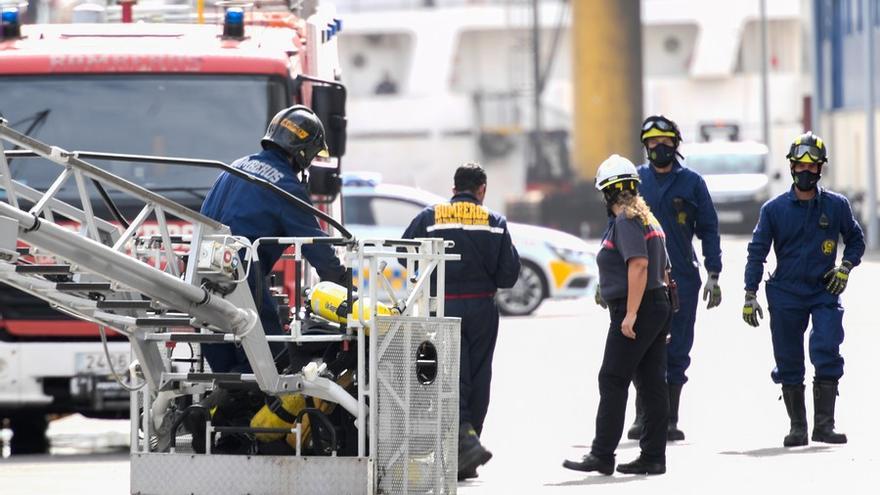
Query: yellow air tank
[{"left": 309, "top": 281, "right": 396, "bottom": 324}]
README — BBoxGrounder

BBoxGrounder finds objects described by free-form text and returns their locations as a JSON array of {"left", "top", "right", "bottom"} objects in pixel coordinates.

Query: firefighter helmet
[
  {"left": 640, "top": 115, "right": 682, "bottom": 144},
  {"left": 786, "top": 131, "right": 828, "bottom": 164},
  {"left": 595, "top": 154, "right": 640, "bottom": 192},
  {"left": 261, "top": 105, "right": 329, "bottom": 171}
]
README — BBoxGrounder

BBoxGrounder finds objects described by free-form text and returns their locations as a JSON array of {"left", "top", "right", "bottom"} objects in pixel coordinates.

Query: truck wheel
[
  {"left": 9, "top": 412, "right": 49, "bottom": 455},
  {"left": 496, "top": 261, "right": 547, "bottom": 317}
]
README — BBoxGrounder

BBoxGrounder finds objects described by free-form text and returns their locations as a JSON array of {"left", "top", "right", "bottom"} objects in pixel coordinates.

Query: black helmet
[
  {"left": 261, "top": 105, "right": 329, "bottom": 171},
  {"left": 786, "top": 131, "right": 827, "bottom": 165},
  {"left": 640, "top": 115, "right": 682, "bottom": 145}
]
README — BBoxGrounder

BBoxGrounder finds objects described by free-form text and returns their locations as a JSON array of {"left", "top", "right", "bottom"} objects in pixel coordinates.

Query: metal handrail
[{"left": 2, "top": 147, "right": 354, "bottom": 240}]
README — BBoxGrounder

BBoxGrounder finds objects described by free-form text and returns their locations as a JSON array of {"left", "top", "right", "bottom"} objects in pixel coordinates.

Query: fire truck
[{"left": 0, "top": 1, "right": 349, "bottom": 454}]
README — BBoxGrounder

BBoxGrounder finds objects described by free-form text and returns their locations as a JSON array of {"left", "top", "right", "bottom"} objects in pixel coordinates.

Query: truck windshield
[
  {"left": 685, "top": 153, "right": 766, "bottom": 175},
  {"left": 0, "top": 74, "right": 288, "bottom": 208}
]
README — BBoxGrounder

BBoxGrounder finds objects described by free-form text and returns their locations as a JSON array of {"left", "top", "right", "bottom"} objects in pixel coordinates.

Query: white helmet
[{"left": 595, "top": 154, "right": 640, "bottom": 191}]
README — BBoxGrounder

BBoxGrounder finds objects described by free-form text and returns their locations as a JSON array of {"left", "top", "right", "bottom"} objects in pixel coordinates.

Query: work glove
[
  {"left": 594, "top": 290, "right": 608, "bottom": 309},
  {"left": 823, "top": 260, "right": 853, "bottom": 296},
  {"left": 702, "top": 272, "right": 722, "bottom": 309},
  {"left": 742, "top": 290, "right": 763, "bottom": 327}
]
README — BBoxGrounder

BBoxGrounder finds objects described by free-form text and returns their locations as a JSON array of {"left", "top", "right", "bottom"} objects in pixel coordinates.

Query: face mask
[
  {"left": 648, "top": 143, "right": 676, "bottom": 168},
  {"left": 792, "top": 170, "right": 821, "bottom": 191}
]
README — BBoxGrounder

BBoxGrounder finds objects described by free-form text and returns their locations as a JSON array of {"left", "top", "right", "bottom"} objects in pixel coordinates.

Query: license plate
[
  {"left": 75, "top": 351, "right": 130, "bottom": 375},
  {"left": 717, "top": 210, "right": 744, "bottom": 223}
]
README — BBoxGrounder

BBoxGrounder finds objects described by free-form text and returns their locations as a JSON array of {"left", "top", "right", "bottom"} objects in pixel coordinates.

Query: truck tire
[{"left": 9, "top": 412, "right": 49, "bottom": 455}]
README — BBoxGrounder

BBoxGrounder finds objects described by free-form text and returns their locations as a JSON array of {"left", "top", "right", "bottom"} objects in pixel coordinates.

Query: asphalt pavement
[{"left": 2, "top": 236, "right": 878, "bottom": 494}]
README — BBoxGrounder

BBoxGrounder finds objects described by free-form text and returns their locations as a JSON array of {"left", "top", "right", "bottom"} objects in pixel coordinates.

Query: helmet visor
[
  {"left": 642, "top": 118, "right": 675, "bottom": 133},
  {"left": 597, "top": 173, "right": 640, "bottom": 191},
  {"left": 789, "top": 144, "right": 823, "bottom": 162}
]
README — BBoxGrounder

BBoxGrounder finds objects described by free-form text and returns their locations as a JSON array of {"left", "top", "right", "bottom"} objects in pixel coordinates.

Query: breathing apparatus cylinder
[
  {"left": 250, "top": 371, "right": 355, "bottom": 449},
  {"left": 309, "top": 281, "right": 396, "bottom": 324}
]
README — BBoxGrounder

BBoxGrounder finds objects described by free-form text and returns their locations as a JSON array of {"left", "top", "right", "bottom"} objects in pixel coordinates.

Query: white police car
[{"left": 342, "top": 175, "right": 597, "bottom": 316}]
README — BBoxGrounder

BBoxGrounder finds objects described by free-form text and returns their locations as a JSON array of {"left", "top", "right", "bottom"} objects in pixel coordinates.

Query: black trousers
[
  {"left": 447, "top": 297, "right": 499, "bottom": 436},
  {"left": 591, "top": 288, "right": 671, "bottom": 463}
]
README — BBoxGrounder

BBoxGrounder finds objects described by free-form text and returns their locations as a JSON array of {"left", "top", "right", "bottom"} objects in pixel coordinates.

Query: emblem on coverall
[{"left": 822, "top": 239, "right": 836, "bottom": 255}]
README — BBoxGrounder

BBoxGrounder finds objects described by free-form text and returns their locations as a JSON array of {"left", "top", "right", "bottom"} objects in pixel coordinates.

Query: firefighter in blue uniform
[
  {"left": 402, "top": 163, "right": 520, "bottom": 481},
  {"left": 200, "top": 105, "right": 347, "bottom": 373},
  {"left": 743, "top": 132, "right": 863, "bottom": 447},
  {"left": 623, "top": 115, "right": 722, "bottom": 442}
]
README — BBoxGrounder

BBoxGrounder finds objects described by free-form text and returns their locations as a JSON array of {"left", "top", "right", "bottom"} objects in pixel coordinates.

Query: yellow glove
[
  {"left": 823, "top": 261, "right": 852, "bottom": 296},
  {"left": 742, "top": 290, "right": 763, "bottom": 327}
]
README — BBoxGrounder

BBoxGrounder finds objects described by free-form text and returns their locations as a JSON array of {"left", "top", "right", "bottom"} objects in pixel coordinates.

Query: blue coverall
[
  {"left": 402, "top": 192, "right": 521, "bottom": 435},
  {"left": 200, "top": 148, "right": 346, "bottom": 373},
  {"left": 745, "top": 187, "right": 864, "bottom": 385},
  {"left": 637, "top": 161, "right": 722, "bottom": 385}
]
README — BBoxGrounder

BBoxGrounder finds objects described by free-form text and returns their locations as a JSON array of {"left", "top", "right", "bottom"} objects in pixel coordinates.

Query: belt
[
  {"left": 607, "top": 287, "right": 668, "bottom": 307},
  {"left": 445, "top": 291, "right": 497, "bottom": 300}
]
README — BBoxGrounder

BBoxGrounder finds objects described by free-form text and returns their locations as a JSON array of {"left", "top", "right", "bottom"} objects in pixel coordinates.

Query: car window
[
  {"left": 372, "top": 197, "right": 426, "bottom": 228},
  {"left": 343, "top": 196, "right": 376, "bottom": 225},
  {"left": 685, "top": 153, "right": 766, "bottom": 174}
]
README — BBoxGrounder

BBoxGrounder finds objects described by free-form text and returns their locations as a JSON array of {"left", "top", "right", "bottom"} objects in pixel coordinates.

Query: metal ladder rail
[
  {"left": 0, "top": 127, "right": 361, "bottom": 403},
  {"left": 0, "top": 125, "right": 293, "bottom": 395}
]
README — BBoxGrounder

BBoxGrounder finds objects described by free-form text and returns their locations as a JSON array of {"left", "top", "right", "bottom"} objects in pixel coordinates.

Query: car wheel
[
  {"left": 9, "top": 411, "right": 49, "bottom": 455},
  {"left": 496, "top": 261, "right": 547, "bottom": 317}
]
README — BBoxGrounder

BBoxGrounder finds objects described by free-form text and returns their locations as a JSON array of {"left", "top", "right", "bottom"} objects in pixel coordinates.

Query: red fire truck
[{"left": 0, "top": 3, "right": 347, "bottom": 454}]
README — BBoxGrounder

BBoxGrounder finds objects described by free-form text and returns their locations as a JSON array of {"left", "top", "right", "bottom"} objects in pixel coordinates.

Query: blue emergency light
[
  {"left": 1, "top": 7, "right": 22, "bottom": 41},
  {"left": 222, "top": 7, "right": 245, "bottom": 39}
]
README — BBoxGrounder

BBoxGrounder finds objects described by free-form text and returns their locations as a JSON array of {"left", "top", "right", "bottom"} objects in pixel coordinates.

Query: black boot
[
  {"left": 458, "top": 423, "right": 492, "bottom": 479},
  {"left": 626, "top": 393, "right": 645, "bottom": 440},
  {"left": 457, "top": 467, "right": 479, "bottom": 481},
  {"left": 781, "top": 384, "right": 808, "bottom": 447},
  {"left": 616, "top": 456, "right": 666, "bottom": 475},
  {"left": 667, "top": 383, "right": 685, "bottom": 442},
  {"left": 812, "top": 379, "right": 847, "bottom": 444},
  {"left": 562, "top": 454, "right": 614, "bottom": 475}
]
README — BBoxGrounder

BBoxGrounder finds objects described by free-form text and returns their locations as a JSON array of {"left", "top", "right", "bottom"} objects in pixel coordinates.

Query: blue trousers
[
  {"left": 767, "top": 286, "right": 845, "bottom": 385},
  {"left": 447, "top": 297, "right": 499, "bottom": 436},
  {"left": 203, "top": 273, "right": 285, "bottom": 374},
  {"left": 666, "top": 279, "right": 699, "bottom": 385}
]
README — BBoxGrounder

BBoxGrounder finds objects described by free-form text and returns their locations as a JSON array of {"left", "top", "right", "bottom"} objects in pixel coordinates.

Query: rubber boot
[
  {"left": 811, "top": 379, "right": 847, "bottom": 444},
  {"left": 458, "top": 423, "right": 492, "bottom": 480},
  {"left": 781, "top": 384, "right": 808, "bottom": 447},
  {"left": 626, "top": 393, "right": 645, "bottom": 440},
  {"left": 667, "top": 383, "right": 685, "bottom": 442}
]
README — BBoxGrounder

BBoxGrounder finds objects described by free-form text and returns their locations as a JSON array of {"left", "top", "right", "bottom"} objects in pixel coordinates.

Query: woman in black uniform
[{"left": 563, "top": 154, "right": 672, "bottom": 476}]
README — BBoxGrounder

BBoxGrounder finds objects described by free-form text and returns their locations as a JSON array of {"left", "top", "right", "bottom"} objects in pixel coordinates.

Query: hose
[{"left": 98, "top": 325, "right": 146, "bottom": 392}]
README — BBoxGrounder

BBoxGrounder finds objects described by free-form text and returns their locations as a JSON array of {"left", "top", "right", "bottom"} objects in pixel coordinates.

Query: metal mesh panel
[{"left": 374, "top": 316, "right": 460, "bottom": 495}]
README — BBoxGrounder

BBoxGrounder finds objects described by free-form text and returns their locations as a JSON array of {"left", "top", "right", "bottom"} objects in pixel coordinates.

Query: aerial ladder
[{"left": 0, "top": 119, "right": 460, "bottom": 495}]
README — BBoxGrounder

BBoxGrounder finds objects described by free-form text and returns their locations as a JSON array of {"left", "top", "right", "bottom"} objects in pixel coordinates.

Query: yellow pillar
[{"left": 571, "top": 0, "right": 643, "bottom": 181}]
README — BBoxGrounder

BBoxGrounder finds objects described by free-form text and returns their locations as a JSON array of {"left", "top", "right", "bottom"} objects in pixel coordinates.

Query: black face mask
[
  {"left": 648, "top": 143, "right": 676, "bottom": 168},
  {"left": 792, "top": 170, "right": 821, "bottom": 191}
]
